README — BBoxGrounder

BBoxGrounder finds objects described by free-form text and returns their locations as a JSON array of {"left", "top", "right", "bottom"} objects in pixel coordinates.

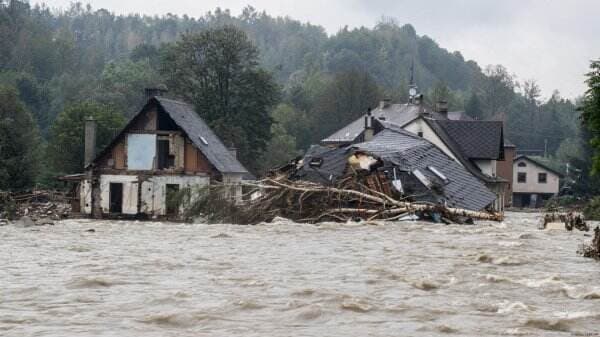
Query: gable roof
[
  {"left": 90, "top": 97, "right": 248, "bottom": 174},
  {"left": 353, "top": 129, "right": 497, "bottom": 211},
  {"left": 514, "top": 155, "right": 564, "bottom": 177},
  {"left": 430, "top": 119, "right": 504, "bottom": 160},
  {"left": 321, "top": 103, "right": 470, "bottom": 145},
  {"left": 154, "top": 97, "right": 248, "bottom": 174},
  {"left": 422, "top": 118, "right": 505, "bottom": 184}
]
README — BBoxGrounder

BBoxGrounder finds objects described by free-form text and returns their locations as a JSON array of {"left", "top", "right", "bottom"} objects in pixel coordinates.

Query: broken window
[
  {"left": 127, "top": 134, "right": 156, "bottom": 170},
  {"left": 517, "top": 172, "right": 527, "bottom": 183},
  {"left": 427, "top": 166, "right": 448, "bottom": 183},
  {"left": 412, "top": 169, "right": 432, "bottom": 188},
  {"left": 538, "top": 173, "right": 547, "bottom": 184},
  {"left": 518, "top": 162, "right": 526, "bottom": 167},
  {"left": 157, "top": 139, "right": 175, "bottom": 169},
  {"left": 166, "top": 184, "right": 180, "bottom": 215}
]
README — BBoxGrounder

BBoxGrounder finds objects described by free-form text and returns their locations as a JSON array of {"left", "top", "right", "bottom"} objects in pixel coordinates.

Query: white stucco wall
[
  {"left": 99, "top": 175, "right": 139, "bottom": 214},
  {"left": 146, "top": 175, "right": 210, "bottom": 216},
  {"left": 513, "top": 159, "right": 560, "bottom": 194},
  {"left": 403, "top": 119, "right": 461, "bottom": 164},
  {"left": 473, "top": 159, "right": 497, "bottom": 177},
  {"left": 80, "top": 179, "right": 92, "bottom": 214}
]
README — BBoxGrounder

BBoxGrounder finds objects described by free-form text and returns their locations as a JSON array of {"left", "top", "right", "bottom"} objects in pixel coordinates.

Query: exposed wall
[
  {"left": 496, "top": 147, "right": 515, "bottom": 205},
  {"left": 403, "top": 119, "right": 460, "bottom": 163},
  {"left": 99, "top": 175, "right": 139, "bottom": 214},
  {"left": 141, "top": 175, "right": 210, "bottom": 216},
  {"left": 513, "top": 159, "right": 560, "bottom": 195},
  {"left": 80, "top": 179, "right": 92, "bottom": 214}
]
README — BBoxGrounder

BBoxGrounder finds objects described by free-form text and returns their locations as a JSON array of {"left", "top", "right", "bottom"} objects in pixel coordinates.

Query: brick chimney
[
  {"left": 436, "top": 100, "right": 449, "bottom": 118},
  {"left": 378, "top": 98, "right": 391, "bottom": 110},
  {"left": 144, "top": 86, "right": 168, "bottom": 99},
  {"left": 84, "top": 116, "right": 97, "bottom": 168}
]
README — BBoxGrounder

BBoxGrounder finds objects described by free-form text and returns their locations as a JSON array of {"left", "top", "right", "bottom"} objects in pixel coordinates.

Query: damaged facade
[
  {"left": 320, "top": 94, "right": 510, "bottom": 212},
  {"left": 68, "top": 93, "right": 248, "bottom": 218}
]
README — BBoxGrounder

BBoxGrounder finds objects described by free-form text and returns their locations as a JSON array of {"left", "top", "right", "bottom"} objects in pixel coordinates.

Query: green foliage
[
  {"left": 583, "top": 197, "right": 600, "bottom": 220},
  {"left": 310, "top": 71, "right": 382, "bottom": 141},
  {"left": 99, "top": 59, "right": 162, "bottom": 117},
  {"left": 0, "top": 1, "right": 593, "bottom": 188},
  {"left": 160, "top": 25, "right": 279, "bottom": 171},
  {"left": 581, "top": 60, "right": 600, "bottom": 174},
  {"left": 47, "top": 101, "right": 125, "bottom": 175},
  {"left": 0, "top": 85, "right": 41, "bottom": 190}
]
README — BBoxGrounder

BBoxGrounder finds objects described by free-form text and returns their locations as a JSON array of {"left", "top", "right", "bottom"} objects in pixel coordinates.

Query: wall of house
[
  {"left": 513, "top": 159, "right": 560, "bottom": 194},
  {"left": 99, "top": 175, "right": 139, "bottom": 214},
  {"left": 82, "top": 174, "right": 210, "bottom": 217},
  {"left": 473, "top": 160, "right": 495, "bottom": 177},
  {"left": 222, "top": 173, "right": 244, "bottom": 203},
  {"left": 496, "top": 146, "right": 515, "bottom": 206},
  {"left": 403, "top": 119, "right": 461, "bottom": 164},
  {"left": 141, "top": 175, "right": 210, "bottom": 216},
  {"left": 80, "top": 179, "right": 92, "bottom": 214}
]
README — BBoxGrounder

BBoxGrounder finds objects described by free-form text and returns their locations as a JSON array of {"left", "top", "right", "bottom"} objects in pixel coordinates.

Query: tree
[
  {"left": 0, "top": 85, "right": 40, "bottom": 190},
  {"left": 310, "top": 70, "right": 381, "bottom": 141},
  {"left": 581, "top": 59, "right": 600, "bottom": 174},
  {"left": 465, "top": 92, "right": 484, "bottom": 119},
  {"left": 160, "top": 25, "right": 279, "bottom": 171},
  {"left": 98, "top": 59, "right": 162, "bottom": 117},
  {"left": 47, "top": 101, "right": 125, "bottom": 175}
]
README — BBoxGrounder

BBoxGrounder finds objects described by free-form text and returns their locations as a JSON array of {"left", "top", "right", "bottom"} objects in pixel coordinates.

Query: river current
[{"left": 1, "top": 212, "right": 599, "bottom": 336}]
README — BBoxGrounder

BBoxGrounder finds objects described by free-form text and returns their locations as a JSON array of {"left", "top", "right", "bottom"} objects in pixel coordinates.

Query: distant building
[
  {"left": 512, "top": 155, "right": 562, "bottom": 208},
  {"left": 321, "top": 95, "right": 509, "bottom": 211},
  {"left": 65, "top": 92, "right": 248, "bottom": 218},
  {"left": 496, "top": 139, "right": 516, "bottom": 206}
]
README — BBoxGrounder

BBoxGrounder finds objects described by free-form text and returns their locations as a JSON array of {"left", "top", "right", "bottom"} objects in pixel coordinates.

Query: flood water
[{"left": 1, "top": 212, "right": 599, "bottom": 336}]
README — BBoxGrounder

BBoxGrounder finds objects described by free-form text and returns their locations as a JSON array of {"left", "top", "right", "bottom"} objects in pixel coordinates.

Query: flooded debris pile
[
  {"left": 0, "top": 190, "right": 71, "bottom": 226},
  {"left": 542, "top": 212, "right": 589, "bottom": 231},
  {"left": 578, "top": 226, "right": 600, "bottom": 260},
  {"left": 238, "top": 174, "right": 503, "bottom": 224}
]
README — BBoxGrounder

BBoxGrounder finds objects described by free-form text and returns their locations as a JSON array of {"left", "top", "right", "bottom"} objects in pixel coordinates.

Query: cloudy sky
[{"left": 40, "top": 0, "right": 600, "bottom": 99}]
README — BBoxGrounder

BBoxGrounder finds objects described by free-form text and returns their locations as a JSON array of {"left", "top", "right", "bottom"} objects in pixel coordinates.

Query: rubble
[
  {"left": 541, "top": 212, "right": 588, "bottom": 231},
  {"left": 0, "top": 190, "right": 71, "bottom": 225},
  {"left": 578, "top": 226, "right": 600, "bottom": 260}
]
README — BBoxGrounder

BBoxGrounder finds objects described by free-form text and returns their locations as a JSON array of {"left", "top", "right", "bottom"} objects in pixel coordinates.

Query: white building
[{"left": 512, "top": 155, "right": 562, "bottom": 208}]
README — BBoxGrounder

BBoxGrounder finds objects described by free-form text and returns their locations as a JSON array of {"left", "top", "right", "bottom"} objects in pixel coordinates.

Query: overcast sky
[{"left": 40, "top": 0, "right": 600, "bottom": 99}]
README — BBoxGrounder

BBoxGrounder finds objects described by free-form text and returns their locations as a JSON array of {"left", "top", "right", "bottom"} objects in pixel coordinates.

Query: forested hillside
[{"left": 0, "top": 0, "right": 586, "bottom": 189}]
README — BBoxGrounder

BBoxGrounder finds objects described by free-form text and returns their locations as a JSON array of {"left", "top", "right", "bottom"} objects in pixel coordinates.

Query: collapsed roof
[{"left": 296, "top": 128, "right": 496, "bottom": 211}]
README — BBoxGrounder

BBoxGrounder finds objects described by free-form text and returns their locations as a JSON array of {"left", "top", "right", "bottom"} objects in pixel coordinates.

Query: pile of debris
[
  {"left": 579, "top": 226, "right": 600, "bottom": 260},
  {"left": 0, "top": 190, "right": 71, "bottom": 226},
  {"left": 238, "top": 175, "right": 502, "bottom": 224},
  {"left": 542, "top": 212, "right": 589, "bottom": 231}
]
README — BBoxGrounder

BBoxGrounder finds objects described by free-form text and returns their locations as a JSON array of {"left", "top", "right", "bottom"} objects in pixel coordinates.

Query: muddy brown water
[{"left": 1, "top": 212, "right": 599, "bottom": 336}]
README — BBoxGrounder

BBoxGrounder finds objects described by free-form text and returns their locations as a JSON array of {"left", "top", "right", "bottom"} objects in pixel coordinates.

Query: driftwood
[
  {"left": 542, "top": 212, "right": 588, "bottom": 231},
  {"left": 578, "top": 226, "right": 600, "bottom": 260},
  {"left": 230, "top": 175, "right": 503, "bottom": 224}
]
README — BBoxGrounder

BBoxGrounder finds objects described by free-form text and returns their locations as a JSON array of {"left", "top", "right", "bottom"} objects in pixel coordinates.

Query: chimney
[
  {"left": 228, "top": 146, "right": 237, "bottom": 159},
  {"left": 84, "top": 116, "right": 97, "bottom": 167},
  {"left": 378, "top": 98, "right": 391, "bottom": 110},
  {"left": 144, "top": 85, "right": 168, "bottom": 99},
  {"left": 436, "top": 100, "right": 449, "bottom": 118},
  {"left": 364, "top": 110, "right": 374, "bottom": 141}
]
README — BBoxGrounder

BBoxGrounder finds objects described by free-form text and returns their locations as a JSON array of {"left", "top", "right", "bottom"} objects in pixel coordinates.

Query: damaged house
[
  {"left": 294, "top": 119, "right": 497, "bottom": 214},
  {"left": 320, "top": 90, "right": 510, "bottom": 211},
  {"left": 65, "top": 91, "right": 248, "bottom": 218}
]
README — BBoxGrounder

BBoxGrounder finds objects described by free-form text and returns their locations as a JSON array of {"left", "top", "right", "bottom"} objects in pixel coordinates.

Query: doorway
[
  {"left": 166, "top": 184, "right": 180, "bottom": 215},
  {"left": 109, "top": 183, "right": 123, "bottom": 213}
]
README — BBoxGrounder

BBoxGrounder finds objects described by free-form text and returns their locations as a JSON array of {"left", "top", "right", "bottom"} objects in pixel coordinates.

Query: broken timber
[{"left": 239, "top": 177, "right": 503, "bottom": 224}]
